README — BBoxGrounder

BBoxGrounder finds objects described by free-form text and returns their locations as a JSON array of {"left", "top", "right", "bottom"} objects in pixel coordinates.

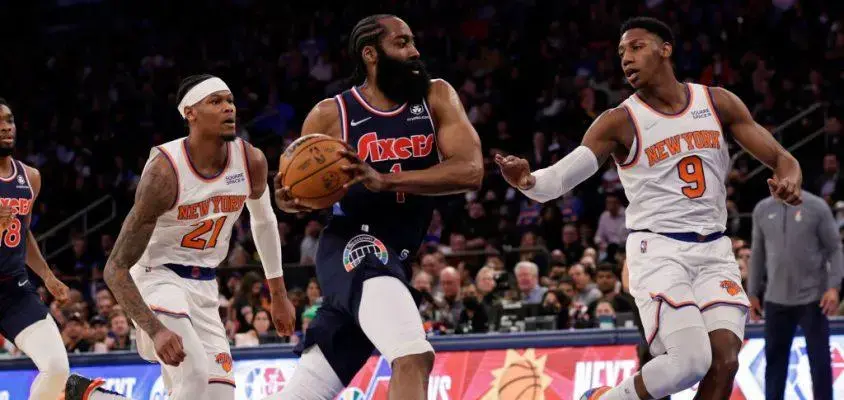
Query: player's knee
[
  {"left": 710, "top": 345, "right": 739, "bottom": 379},
  {"left": 391, "top": 351, "right": 434, "bottom": 375},
  {"left": 665, "top": 328, "right": 711, "bottom": 387},
  {"left": 686, "top": 347, "right": 712, "bottom": 383},
  {"left": 708, "top": 328, "right": 741, "bottom": 379}
]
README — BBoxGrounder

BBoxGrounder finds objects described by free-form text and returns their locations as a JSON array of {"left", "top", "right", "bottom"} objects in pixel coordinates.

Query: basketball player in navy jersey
[
  {"left": 0, "top": 98, "right": 129, "bottom": 400},
  {"left": 272, "top": 14, "right": 483, "bottom": 400}
]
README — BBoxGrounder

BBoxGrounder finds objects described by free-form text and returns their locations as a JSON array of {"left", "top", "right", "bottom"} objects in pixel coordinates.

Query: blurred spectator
[
  {"left": 436, "top": 267, "right": 464, "bottom": 329},
  {"left": 560, "top": 224, "right": 585, "bottom": 263},
  {"left": 107, "top": 310, "right": 132, "bottom": 351},
  {"left": 93, "top": 287, "right": 115, "bottom": 320},
  {"left": 569, "top": 263, "right": 602, "bottom": 307},
  {"left": 462, "top": 201, "right": 495, "bottom": 249},
  {"left": 299, "top": 220, "right": 322, "bottom": 264},
  {"left": 593, "top": 300, "right": 617, "bottom": 329},
  {"left": 456, "top": 284, "right": 488, "bottom": 334},
  {"left": 518, "top": 231, "right": 549, "bottom": 273},
  {"left": 88, "top": 316, "right": 109, "bottom": 354},
  {"left": 815, "top": 154, "right": 842, "bottom": 204},
  {"left": 591, "top": 263, "right": 634, "bottom": 315},
  {"left": 421, "top": 251, "right": 448, "bottom": 296},
  {"left": 235, "top": 309, "right": 283, "bottom": 347},
  {"left": 62, "top": 312, "right": 90, "bottom": 353},
  {"left": 594, "top": 192, "right": 628, "bottom": 250},
  {"left": 515, "top": 261, "right": 547, "bottom": 304},
  {"left": 305, "top": 278, "right": 322, "bottom": 306}
]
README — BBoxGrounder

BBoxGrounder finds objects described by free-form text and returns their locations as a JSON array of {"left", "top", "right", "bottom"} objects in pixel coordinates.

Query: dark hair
[
  {"left": 596, "top": 262, "right": 618, "bottom": 277},
  {"left": 348, "top": 14, "right": 395, "bottom": 84},
  {"left": 0, "top": 97, "right": 7, "bottom": 107},
  {"left": 177, "top": 74, "right": 217, "bottom": 103},
  {"left": 620, "top": 17, "right": 674, "bottom": 46}
]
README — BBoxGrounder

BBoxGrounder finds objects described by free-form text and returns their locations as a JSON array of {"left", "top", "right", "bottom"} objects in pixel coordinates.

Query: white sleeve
[
  {"left": 246, "top": 187, "right": 284, "bottom": 278},
  {"left": 519, "top": 145, "right": 600, "bottom": 203}
]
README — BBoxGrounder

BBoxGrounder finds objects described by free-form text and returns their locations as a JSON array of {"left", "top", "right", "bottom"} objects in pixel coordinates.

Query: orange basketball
[
  {"left": 278, "top": 134, "right": 353, "bottom": 210},
  {"left": 497, "top": 360, "right": 542, "bottom": 399}
]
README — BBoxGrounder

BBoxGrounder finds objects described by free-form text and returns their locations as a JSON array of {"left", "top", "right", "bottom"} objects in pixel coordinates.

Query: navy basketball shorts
[
  {"left": 294, "top": 221, "right": 432, "bottom": 385},
  {"left": 0, "top": 274, "right": 50, "bottom": 342}
]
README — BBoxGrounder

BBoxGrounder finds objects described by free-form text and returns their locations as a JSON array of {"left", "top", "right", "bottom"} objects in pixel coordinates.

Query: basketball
[
  {"left": 278, "top": 133, "right": 354, "bottom": 209},
  {"left": 497, "top": 359, "right": 542, "bottom": 399}
]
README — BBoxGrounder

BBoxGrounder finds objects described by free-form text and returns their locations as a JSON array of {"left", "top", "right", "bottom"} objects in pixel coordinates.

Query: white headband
[{"left": 177, "top": 77, "right": 231, "bottom": 119}]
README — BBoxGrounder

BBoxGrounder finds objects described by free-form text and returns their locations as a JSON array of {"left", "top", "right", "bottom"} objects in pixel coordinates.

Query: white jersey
[
  {"left": 616, "top": 83, "right": 729, "bottom": 235},
  {"left": 136, "top": 137, "right": 251, "bottom": 268}
]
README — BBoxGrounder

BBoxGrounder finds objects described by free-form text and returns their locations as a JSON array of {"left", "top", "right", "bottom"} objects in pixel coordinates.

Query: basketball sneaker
[
  {"left": 580, "top": 386, "right": 612, "bottom": 400},
  {"left": 64, "top": 374, "right": 128, "bottom": 400}
]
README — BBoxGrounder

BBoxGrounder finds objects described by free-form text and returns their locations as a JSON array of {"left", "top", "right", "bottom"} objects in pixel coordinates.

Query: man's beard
[
  {"left": 221, "top": 133, "right": 237, "bottom": 142},
  {"left": 374, "top": 47, "right": 431, "bottom": 104},
  {"left": 0, "top": 145, "right": 13, "bottom": 157}
]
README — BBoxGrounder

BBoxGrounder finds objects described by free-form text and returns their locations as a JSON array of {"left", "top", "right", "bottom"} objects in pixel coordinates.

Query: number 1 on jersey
[
  {"left": 677, "top": 155, "right": 706, "bottom": 199},
  {"left": 181, "top": 216, "right": 227, "bottom": 250},
  {"left": 390, "top": 163, "right": 405, "bottom": 203}
]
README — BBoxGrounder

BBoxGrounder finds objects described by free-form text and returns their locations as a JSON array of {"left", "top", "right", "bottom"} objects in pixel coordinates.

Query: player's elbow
[
  {"left": 102, "top": 263, "right": 121, "bottom": 288},
  {"left": 463, "top": 161, "right": 483, "bottom": 191}
]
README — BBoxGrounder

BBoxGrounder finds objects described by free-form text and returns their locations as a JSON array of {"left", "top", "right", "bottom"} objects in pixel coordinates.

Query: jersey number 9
[{"left": 677, "top": 155, "right": 706, "bottom": 199}]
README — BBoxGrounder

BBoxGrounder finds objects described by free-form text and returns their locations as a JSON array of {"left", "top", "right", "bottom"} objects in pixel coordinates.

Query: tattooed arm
[{"left": 104, "top": 153, "right": 185, "bottom": 365}]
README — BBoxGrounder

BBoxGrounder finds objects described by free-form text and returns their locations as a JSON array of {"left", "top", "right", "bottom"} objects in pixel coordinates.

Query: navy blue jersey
[
  {"left": 331, "top": 85, "right": 439, "bottom": 256},
  {"left": 0, "top": 160, "right": 32, "bottom": 279}
]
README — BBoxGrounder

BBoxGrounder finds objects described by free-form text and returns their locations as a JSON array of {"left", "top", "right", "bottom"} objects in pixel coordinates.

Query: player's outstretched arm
[
  {"left": 104, "top": 154, "right": 186, "bottom": 366},
  {"left": 341, "top": 80, "right": 483, "bottom": 195},
  {"left": 496, "top": 107, "right": 628, "bottom": 203},
  {"left": 243, "top": 142, "right": 296, "bottom": 335},
  {"left": 711, "top": 87, "right": 802, "bottom": 205},
  {"left": 21, "top": 165, "right": 70, "bottom": 305}
]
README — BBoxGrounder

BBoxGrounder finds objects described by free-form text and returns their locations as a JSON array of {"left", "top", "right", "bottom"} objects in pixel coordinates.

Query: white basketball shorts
[
  {"left": 626, "top": 231, "right": 749, "bottom": 355},
  {"left": 130, "top": 265, "right": 234, "bottom": 386}
]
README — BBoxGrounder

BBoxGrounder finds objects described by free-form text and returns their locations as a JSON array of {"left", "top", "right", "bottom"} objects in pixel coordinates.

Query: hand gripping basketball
[
  {"left": 273, "top": 174, "right": 315, "bottom": 214},
  {"left": 276, "top": 134, "right": 355, "bottom": 210},
  {"left": 338, "top": 149, "right": 387, "bottom": 192}
]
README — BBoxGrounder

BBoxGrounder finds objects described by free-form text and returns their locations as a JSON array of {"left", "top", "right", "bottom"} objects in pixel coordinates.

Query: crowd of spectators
[{"left": 0, "top": 0, "right": 843, "bottom": 355}]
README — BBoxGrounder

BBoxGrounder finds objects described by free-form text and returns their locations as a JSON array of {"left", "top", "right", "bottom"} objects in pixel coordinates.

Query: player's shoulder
[
  {"left": 145, "top": 148, "right": 178, "bottom": 180},
  {"left": 17, "top": 161, "right": 39, "bottom": 180},
  {"left": 239, "top": 138, "right": 268, "bottom": 181},
  {"left": 302, "top": 97, "right": 342, "bottom": 139},
  {"left": 309, "top": 98, "right": 341, "bottom": 122},
  {"left": 137, "top": 150, "right": 179, "bottom": 209},
  {"left": 428, "top": 78, "right": 453, "bottom": 95},
  {"left": 594, "top": 105, "right": 634, "bottom": 132},
  {"left": 703, "top": 86, "right": 743, "bottom": 113},
  {"left": 426, "top": 79, "right": 458, "bottom": 103}
]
